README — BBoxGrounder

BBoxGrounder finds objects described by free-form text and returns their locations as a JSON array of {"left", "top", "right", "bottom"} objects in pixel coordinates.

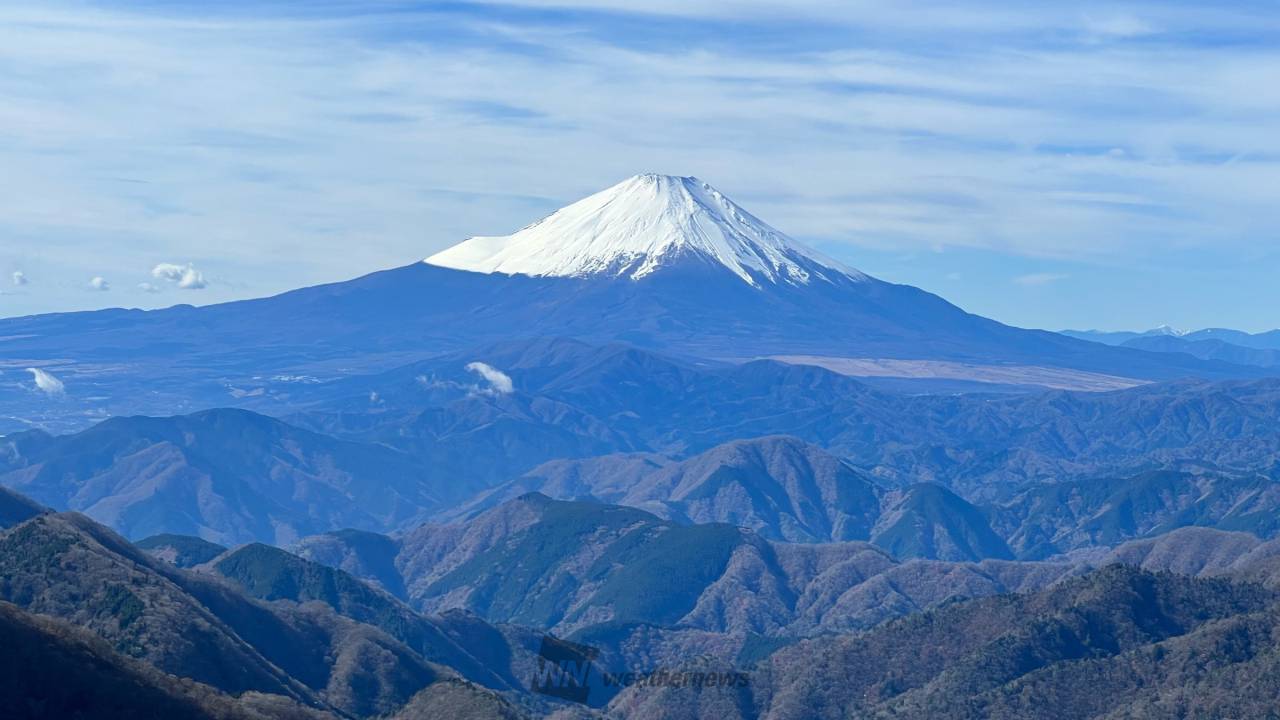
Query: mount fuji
[
  {"left": 0, "top": 174, "right": 1269, "bottom": 429},
  {"left": 426, "top": 173, "right": 866, "bottom": 288}
]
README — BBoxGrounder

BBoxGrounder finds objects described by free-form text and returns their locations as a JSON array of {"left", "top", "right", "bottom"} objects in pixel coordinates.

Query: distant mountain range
[
  {"left": 464, "top": 446, "right": 1280, "bottom": 562},
  {"left": 292, "top": 488, "right": 1280, "bottom": 639},
  {"left": 9, "top": 482, "right": 1280, "bottom": 718},
  {"left": 294, "top": 492, "right": 1067, "bottom": 636},
  {"left": 1063, "top": 326, "right": 1280, "bottom": 349},
  {"left": 9, "top": 343, "right": 1280, "bottom": 547},
  {"left": 6, "top": 174, "right": 1280, "bottom": 718},
  {"left": 444, "top": 436, "right": 885, "bottom": 544},
  {"left": 1060, "top": 325, "right": 1191, "bottom": 344},
  {"left": 278, "top": 338, "right": 1280, "bottom": 497},
  {"left": 0, "top": 408, "right": 452, "bottom": 545},
  {"left": 3, "top": 176, "right": 1275, "bottom": 435},
  {"left": 1062, "top": 326, "right": 1280, "bottom": 367}
]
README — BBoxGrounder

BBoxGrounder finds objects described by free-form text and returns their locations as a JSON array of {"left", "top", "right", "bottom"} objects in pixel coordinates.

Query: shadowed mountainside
[
  {"left": 295, "top": 494, "right": 1081, "bottom": 637},
  {"left": 0, "top": 484, "right": 46, "bottom": 529},
  {"left": 0, "top": 601, "right": 335, "bottom": 720},
  {"left": 0, "top": 408, "right": 451, "bottom": 545},
  {"left": 448, "top": 436, "right": 883, "bottom": 544},
  {"left": 0, "top": 507, "right": 535, "bottom": 719},
  {"left": 611, "top": 566, "right": 1280, "bottom": 720},
  {"left": 136, "top": 533, "right": 228, "bottom": 567}
]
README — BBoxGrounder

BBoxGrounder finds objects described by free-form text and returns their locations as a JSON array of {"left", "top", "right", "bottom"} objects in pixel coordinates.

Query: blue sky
[{"left": 1, "top": 1, "right": 1279, "bottom": 331}]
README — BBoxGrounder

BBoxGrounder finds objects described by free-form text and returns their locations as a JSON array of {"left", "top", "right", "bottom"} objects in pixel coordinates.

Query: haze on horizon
[{"left": 1, "top": 0, "right": 1278, "bottom": 332}]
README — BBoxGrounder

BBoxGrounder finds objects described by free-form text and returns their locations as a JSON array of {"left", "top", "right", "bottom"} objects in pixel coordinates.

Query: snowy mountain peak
[{"left": 425, "top": 174, "right": 865, "bottom": 287}]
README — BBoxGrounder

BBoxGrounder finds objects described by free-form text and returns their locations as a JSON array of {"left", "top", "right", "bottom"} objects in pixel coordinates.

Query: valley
[{"left": 3, "top": 175, "right": 1280, "bottom": 719}]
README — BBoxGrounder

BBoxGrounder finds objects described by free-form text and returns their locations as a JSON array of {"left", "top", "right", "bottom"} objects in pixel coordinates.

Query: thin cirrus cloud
[
  {"left": 0, "top": 1, "right": 1276, "bottom": 330},
  {"left": 1015, "top": 273, "right": 1070, "bottom": 287}
]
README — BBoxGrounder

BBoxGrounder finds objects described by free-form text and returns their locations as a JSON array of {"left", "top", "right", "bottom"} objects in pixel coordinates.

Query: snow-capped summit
[{"left": 425, "top": 174, "right": 865, "bottom": 287}]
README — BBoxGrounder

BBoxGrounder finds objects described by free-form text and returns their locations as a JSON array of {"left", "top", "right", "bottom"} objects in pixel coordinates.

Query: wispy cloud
[
  {"left": 11, "top": 271, "right": 27, "bottom": 286},
  {"left": 26, "top": 367, "right": 65, "bottom": 396},
  {"left": 0, "top": 1, "right": 1277, "bottom": 328},
  {"left": 1015, "top": 272, "right": 1069, "bottom": 286},
  {"left": 89, "top": 276, "right": 110, "bottom": 291}
]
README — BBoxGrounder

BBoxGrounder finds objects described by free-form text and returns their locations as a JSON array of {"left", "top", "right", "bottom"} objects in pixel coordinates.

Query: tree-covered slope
[
  {"left": 0, "top": 601, "right": 334, "bottom": 720},
  {"left": 0, "top": 408, "right": 445, "bottom": 545}
]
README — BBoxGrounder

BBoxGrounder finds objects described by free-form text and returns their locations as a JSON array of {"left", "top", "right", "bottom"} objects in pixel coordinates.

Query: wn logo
[{"left": 530, "top": 635, "right": 600, "bottom": 705}]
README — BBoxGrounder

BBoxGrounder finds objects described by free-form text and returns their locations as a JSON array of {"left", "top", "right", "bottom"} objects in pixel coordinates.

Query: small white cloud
[
  {"left": 1014, "top": 272, "right": 1069, "bottom": 287},
  {"left": 138, "top": 282, "right": 160, "bottom": 293},
  {"left": 466, "top": 361, "right": 514, "bottom": 395},
  {"left": 89, "top": 276, "right": 110, "bottom": 291},
  {"left": 1082, "top": 14, "right": 1158, "bottom": 41},
  {"left": 11, "top": 271, "right": 28, "bottom": 286},
  {"left": 26, "top": 368, "right": 65, "bottom": 396},
  {"left": 152, "top": 262, "right": 207, "bottom": 289},
  {"left": 415, "top": 375, "right": 451, "bottom": 391}
]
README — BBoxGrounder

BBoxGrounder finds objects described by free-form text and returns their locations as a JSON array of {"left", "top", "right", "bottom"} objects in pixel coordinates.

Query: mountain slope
[
  {"left": 1184, "top": 328, "right": 1280, "bottom": 349},
  {"left": 0, "top": 512, "right": 320, "bottom": 703},
  {"left": 11, "top": 341, "right": 1280, "bottom": 539},
  {"left": 1122, "top": 334, "right": 1280, "bottom": 367},
  {"left": 406, "top": 494, "right": 752, "bottom": 631},
  {"left": 1059, "top": 326, "right": 1186, "bottom": 346},
  {"left": 0, "top": 408, "right": 445, "bottom": 544},
  {"left": 871, "top": 484, "right": 1013, "bottom": 562},
  {"left": 451, "top": 442, "right": 1280, "bottom": 563},
  {"left": 209, "top": 542, "right": 522, "bottom": 692},
  {"left": 0, "top": 484, "right": 46, "bottom": 528},
  {"left": 995, "top": 471, "right": 1280, "bottom": 559},
  {"left": 1097, "top": 527, "right": 1280, "bottom": 589},
  {"left": 0, "top": 510, "right": 534, "bottom": 718},
  {"left": 390, "top": 680, "right": 530, "bottom": 720},
  {"left": 0, "top": 601, "right": 333, "bottom": 720},
  {"left": 136, "top": 533, "right": 228, "bottom": 567},
  {"left": 2, "top": 177, "right": 1269, "bottom": 433},
  {"left": 1067, "top": 327, "right": 1280, "bottom": 351},
  {"left": 757, "top": 566, "right": 1275, "bottom": 720},
  {"left": 427, "top": 174, "right": 865, "bottom": 288},
  {"left": 290, "top": 341, "right": 1280, "bottom": 497},
  {"left": 1063, "top": 326, "right": 1280, "bottom": 368},
  {"left": 611, "top": 566, "right": 1278, "bottom": 720},
  {"left": 454, "top": 436, "right": 883, "bottom": 543},
  {"left": 295, "top": 495, "right": 1081, "bottom": 637}
]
